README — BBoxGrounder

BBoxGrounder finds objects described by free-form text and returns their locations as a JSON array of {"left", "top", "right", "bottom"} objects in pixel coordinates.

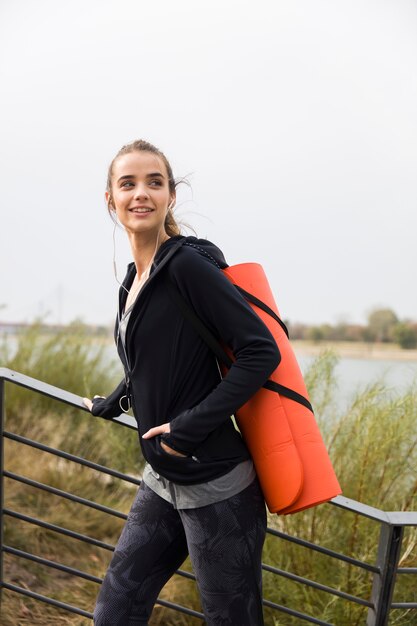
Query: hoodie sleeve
[
  {"left": 161, "top": 248, "right": 281, "bottom": 455},
  {"left": 90, "top": 379, "right": 127, "bottom": 420}
]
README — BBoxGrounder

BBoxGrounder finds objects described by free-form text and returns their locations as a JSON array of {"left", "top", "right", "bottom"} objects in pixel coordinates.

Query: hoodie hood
[{"left": 154, "top": 235, "right": 228, "bottom": 270}]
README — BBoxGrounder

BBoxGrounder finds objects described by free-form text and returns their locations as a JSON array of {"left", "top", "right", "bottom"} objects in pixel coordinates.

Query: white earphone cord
[
  {"left": 112, "top": 206, "right": 172, "bottom": 414},
  {"left": 112, "top": 219, "right": 167, "bottom": 295},
  {"left": 112, "top": 221, "right": 130, "bottom": 294}
]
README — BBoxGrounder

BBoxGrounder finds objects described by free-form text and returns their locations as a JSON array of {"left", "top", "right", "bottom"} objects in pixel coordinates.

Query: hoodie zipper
[
  {"left": 116, "top": 239, "right": 186, "bottom": 415},
  {"left": 117, "top": 324, "right": 132, "bottom": 413}
]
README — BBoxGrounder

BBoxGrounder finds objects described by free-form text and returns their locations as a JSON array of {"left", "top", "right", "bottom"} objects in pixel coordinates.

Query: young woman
[{"left": 84, "top": 139, "right": 280, "bottom": 625}]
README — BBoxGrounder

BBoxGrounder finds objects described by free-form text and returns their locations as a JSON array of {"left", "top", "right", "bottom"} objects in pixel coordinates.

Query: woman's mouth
[{"left": 129, "top": 207, "right": 154, "bottom": 213}]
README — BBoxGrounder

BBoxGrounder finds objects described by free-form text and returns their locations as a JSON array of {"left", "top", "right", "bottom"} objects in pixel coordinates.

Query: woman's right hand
[{"left": 83, "top": 395, "right": 105, "bottom": 412}]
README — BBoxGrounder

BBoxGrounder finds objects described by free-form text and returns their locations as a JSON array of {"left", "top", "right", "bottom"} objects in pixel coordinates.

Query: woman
[{"left": 84, "top": 139, "right": 280, "bottom": 625}]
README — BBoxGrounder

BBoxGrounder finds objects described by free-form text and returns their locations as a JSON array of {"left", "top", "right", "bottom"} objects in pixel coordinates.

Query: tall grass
[
  {"left": 1, "top": 324, "right": 200, "bottom": 625},
  {"left": 263, "top": 351, "right": 417, "bottom": 626},
  {"left": 1, "top": 330, "right": 416, "bottom": 624},
  {"left": 0, "top": 322, "right": 141, "bottom": 471}
]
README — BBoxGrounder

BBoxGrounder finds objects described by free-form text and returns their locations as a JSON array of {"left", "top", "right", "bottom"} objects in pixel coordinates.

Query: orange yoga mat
[{"left": 223, "top": 264, "right": 342, "bottom": 514}]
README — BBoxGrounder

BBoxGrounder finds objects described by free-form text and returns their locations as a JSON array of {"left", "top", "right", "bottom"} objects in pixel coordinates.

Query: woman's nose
[{"left": 134, "top": 184, "right": 149, "bottom": 199}]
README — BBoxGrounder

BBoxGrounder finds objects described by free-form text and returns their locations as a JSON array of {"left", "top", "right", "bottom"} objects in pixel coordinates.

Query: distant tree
[
  {"left": 367, "top": 308, "right": 398, "bottom": 342},
  {"left": 392, "top": 322, "right": 417, "bottom": 349},
  {"left": 331, "top": 324, "right": 343, "bottom": 341},
  {"left": 287, "top": 322, "right": 308, "bottom": 340},
  {"left": 362, "top": 326, "right": 376, "bottom": 343},
  {"left": 344, "top": 324, "right": 366, "bottom": 342},
  {"left": 307, "top": 326, "right": 325, "bottom": 342},
  {"left": 321, "top": 324, "right": 334, "bottom": 340}
]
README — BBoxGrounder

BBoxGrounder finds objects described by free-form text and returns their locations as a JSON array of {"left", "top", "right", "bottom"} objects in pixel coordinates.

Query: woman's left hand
[
  {"left": 142, "top": 423, "right": 187, "bottom": 457},
  {"left": 83, "top": 395, "right": 105, "bottom": 412}
]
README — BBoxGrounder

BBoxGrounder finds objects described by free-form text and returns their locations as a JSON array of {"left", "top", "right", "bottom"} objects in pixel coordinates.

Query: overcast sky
[{"left": 1, "top": 0, "right": 416, "bottom": 328}]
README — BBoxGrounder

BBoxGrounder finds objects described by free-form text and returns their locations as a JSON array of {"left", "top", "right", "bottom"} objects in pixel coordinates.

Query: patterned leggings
[{"left": 93, "top": 478, "right": 267, "bottom": 625}]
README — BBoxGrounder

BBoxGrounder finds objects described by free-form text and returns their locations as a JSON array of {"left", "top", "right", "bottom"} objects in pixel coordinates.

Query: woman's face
[{"left": 107, "top": 150, "right": 175, "bottom": 237}]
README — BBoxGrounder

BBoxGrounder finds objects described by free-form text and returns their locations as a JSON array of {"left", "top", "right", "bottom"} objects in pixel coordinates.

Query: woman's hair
[{"left": 106, "top": 139, "right": 181, "bottom": 237}]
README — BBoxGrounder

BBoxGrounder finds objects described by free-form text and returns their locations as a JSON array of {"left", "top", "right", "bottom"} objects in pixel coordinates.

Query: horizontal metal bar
[
  {"left": 155, "top": 598, "right": 204, "bottom": 619},
  {"left": 0, "top": 367, "right": 136, "bottom": 430},
  {"left": 266, "top": 527, "right": 378, "bottom": 573},
  {"left": 4, "top": 431, "right": 141, "bottom": 486},
  {"left": 262, "top": 598, "right": 334, "bottom": 625},
  {"left": 5, "top": 512, "right": 197, "bottom": 589},
  {"left": 330, "top": 496, "right": 417, "bottom": 526},
  {"left": 3, "top": 545, "right": 102, "bottom": 584},
  {"left": 2, "top": 582, "right": 94, "bottom": 618},
  {"left": 330, "top": 496, "right": 391, "bottom": 524},
  {"left": 391, "top": 602, "right": 417, "bottom": 609},
  {"left": 3, "top": 580, "right": 205, "bottom": 622},
  {"left": 0, "top": 368, "right": 88, "bottom": 411},
  {"left": 4, "top": 471, "right": 128, "bottom": 519},
  {"left": 176, "top": 568, "right": 196, "bottom": 581},
  {"left": 385, "top": 511, "right": 417, "bottom": 526},
  {"left": 4, "top": 510, "right": 196, "bottom": 582},
  {"left": 262, "top": 564, "right": 373, "bottom": 608},
  {"left": 397, "top": 567, "right": 417, "bottom": 574},
  {"left": 4, "top": 509, "right": 115, "bottom": 551}
]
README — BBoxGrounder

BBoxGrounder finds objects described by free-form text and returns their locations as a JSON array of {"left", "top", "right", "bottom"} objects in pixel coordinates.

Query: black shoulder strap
[
  {"left": 234, "top": 285, "right": 290, "bottom": 339},
  {"left": 167, "top": 277, "right": 314, "bottom": 414}
]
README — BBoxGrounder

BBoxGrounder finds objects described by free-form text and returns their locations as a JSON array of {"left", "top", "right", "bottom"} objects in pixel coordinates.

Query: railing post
[
  {"left": 367, "top": 522, "right": 404, "bottom": 626},
  {"left": 0, "top": 378, "right": 4, "bottom": 608}
]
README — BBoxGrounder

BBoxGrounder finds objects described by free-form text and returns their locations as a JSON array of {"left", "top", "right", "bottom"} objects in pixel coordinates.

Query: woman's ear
[{"left": 105, "top": 190, "right": 115, "bottom": 212}]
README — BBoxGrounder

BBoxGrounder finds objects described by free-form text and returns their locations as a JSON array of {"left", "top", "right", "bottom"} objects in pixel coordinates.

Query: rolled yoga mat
[{"left": 223, "top": 263, "right": 342, "bottom": 514}]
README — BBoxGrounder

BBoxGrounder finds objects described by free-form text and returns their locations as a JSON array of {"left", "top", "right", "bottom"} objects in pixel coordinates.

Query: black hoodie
[{"left": 91, "top": 236, "right": 280, "bottom": 485}]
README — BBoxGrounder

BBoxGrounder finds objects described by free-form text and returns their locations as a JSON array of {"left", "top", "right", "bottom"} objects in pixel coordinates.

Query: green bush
[{"left": 393, "top": 322, "right": 417, "bottom": 350}]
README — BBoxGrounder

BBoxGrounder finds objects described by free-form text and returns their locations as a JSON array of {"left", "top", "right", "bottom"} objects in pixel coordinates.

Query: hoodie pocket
[{"left": 158, "top": 438, "right": 189, "bottom": 459}]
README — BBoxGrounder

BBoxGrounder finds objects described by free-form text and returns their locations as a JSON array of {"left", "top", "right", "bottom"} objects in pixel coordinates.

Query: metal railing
[{"left": 0, "top": 366, "right": 416, "bottom": 625}]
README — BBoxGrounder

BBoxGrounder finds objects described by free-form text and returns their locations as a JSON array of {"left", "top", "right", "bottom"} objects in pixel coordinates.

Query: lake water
[
  {"left": 103, "top": 342, "right": 416, "bottom": 412},
  {"left": 2, "top": 335, "right": 416, "bottom": 413},
  {"left": 295, "top": 351, "right": 417, "bottom": 411}
]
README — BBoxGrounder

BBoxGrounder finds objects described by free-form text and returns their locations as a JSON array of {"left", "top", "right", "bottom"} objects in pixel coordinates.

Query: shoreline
[
  {"left": 2, "top": 329, "right": 416, "bottom": 363},
  {"left": 292, "top": 340, "right": 417, "bottom": 362}
]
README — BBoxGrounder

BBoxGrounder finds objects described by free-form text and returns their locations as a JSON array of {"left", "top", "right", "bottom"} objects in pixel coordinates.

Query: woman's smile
[{"left": 129, "top": 206, "right": 155, "bottom": 216}]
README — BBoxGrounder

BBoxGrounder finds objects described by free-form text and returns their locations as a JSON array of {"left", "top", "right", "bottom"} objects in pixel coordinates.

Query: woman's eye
[
  {"left": 121, "top": 181, "right": 134, "bottom": 188},
  {"left": 150, "top": 179, "right": 162, "bottom": 187}
]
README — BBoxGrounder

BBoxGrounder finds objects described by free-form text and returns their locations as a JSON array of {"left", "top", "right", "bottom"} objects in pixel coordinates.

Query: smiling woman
[
  {"left": 108, "top": 154, "right": 172, "bottom": 234},
  {"left": 83, "top": 139, "right": 280, "bottom": 625},
  {"left": 105, "top": 139, "right": 180, "bottom": 237},
  {"left": 103, "top": 140, "right": 181, "bottom": 311}
]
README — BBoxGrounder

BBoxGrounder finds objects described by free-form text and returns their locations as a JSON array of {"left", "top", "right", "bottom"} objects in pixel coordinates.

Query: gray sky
[{"left": 1, "top": 0, "right": 416, "bottom": 327}]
